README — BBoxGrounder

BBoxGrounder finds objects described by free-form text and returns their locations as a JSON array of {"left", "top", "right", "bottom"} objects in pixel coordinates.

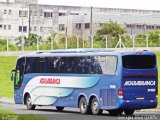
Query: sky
[{"left": 38, "top": 0, "right": 160, "bottom": 10}]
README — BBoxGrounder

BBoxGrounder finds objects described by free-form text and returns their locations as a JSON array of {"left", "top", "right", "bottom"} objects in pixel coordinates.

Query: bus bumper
[{"left": 119, "top": 98, "right": 158, "bottom": 110}]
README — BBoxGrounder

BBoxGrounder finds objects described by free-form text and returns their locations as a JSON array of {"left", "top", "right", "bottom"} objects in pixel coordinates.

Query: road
[{"left": 0, "top": 102, "right": 160, "bottom": 120}]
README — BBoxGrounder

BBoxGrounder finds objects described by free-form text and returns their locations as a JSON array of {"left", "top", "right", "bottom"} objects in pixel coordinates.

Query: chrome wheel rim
[
  {"left": 92, "top": 101, "right": 98, "bottom": 112},
  {"left": 27, "top": 97, "right": 32, "bottom": 108},
  {"left": 81, "top": 101, "right": 86, "bottom": 111}
]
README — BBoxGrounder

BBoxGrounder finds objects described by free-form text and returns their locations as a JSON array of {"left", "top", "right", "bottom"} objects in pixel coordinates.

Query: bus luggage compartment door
[{"left": 100, "top": 89, "right": 116, "bottom": 107}]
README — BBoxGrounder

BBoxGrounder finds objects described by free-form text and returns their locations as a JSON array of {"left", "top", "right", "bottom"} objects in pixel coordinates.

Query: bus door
[
  {"left": 13, "top": 57, "right": 25, "bottom": 103},
  {"left": 121, "top": 55, "right": 157, "bottom": 101}
]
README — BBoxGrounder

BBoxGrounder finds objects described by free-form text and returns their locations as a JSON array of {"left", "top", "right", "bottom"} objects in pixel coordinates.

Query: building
[{"left": 1, "top": 0, "right": 160, "bottom": 40}]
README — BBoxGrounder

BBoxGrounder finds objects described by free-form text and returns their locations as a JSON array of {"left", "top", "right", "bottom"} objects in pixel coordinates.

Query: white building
[{"left": 1, "top": 0, "right": 160, "bottom": 40}]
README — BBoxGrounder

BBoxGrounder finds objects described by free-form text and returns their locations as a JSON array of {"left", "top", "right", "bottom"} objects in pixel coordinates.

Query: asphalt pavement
[{"left": 0, "top": 97, "right": 160, "bottom": 120}]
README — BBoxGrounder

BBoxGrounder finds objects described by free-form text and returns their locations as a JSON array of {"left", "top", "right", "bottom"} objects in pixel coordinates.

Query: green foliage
[
  {"left": 148, "top": 30, "right": 160, "bottom": 47},
  {"left": 0, "top": 110, "right": 46, "bottom": 120},
  {"left": 47, "top": 31, "right": 57, "bottom": 43},
  {"left": 15, "top": 35, "right": 27, "bottom": 47},
  {"left": 156, "top": 52, "right": 160, "bottom": 104},
  {"left": 134, "top": 30, "right": 160, "bottom": 47},
  {"left": 95, "top": 21, "right": 127, "bottom": 48},
  {"left": 0, "top": 40, "right": 18, "bottom": 51},
  {"left": 0, "top": 40, "right": 7, "bottom": 45},
  {"left": 15, "top": 33, "right": 42, "bottom": 49}
]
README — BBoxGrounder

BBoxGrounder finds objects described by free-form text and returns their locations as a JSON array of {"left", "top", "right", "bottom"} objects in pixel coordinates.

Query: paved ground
[{"left": 0, "top": 97, "right": 160, "bottom": 120}]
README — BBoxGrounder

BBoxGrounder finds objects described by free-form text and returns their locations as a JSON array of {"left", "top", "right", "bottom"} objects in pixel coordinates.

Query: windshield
[{"left": 122, "top": 55, "right": 156, "bottom": 69}]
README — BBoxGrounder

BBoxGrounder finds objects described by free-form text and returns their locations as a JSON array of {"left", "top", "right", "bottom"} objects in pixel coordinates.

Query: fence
[{"left": 0, "top": 34, "right": 159, "bottom": 52}]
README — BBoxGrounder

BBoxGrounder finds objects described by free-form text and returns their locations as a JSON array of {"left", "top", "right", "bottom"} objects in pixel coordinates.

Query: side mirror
[{"left": 10, "top": 70, "right": 15, "bottom": 81}]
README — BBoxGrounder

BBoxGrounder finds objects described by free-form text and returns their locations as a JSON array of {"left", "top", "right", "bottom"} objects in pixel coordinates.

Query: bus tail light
[{"left": 118, "top": 88, "right": 123, "bottom": 98}]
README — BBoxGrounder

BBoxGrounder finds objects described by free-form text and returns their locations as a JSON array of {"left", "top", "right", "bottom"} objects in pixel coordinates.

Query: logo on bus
[
  {"left": 124, "top": 81, "right": 155, "bottom": 86},
  {"left": 40, "top": 78, "right": 60, "bottom": 85}
]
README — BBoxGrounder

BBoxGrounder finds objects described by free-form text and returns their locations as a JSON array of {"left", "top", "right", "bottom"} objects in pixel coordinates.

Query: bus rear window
[{"left": 122, "top": 55, "right": 156, "bottom": 69}]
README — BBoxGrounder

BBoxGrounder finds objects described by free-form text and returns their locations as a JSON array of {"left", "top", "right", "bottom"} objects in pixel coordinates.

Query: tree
[
  {"left": 47, "top": 31, "right": 57, "bottom": 42},
  {"left": 95, "top": 21, "right": 127, "bottom": 47},
  {"left": 135, "top": 30, "right": 160, "bottom": 47},
  {"left": 15, "top": 33, "right": 42, "bottom": 48}
]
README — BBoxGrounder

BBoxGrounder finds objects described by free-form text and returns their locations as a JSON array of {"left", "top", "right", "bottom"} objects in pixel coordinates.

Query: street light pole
[{"left": 21, "top": 0, "right": 24, "bottom": 51}]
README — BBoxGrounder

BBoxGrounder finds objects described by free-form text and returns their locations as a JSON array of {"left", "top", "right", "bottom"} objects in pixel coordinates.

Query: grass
[
  {"left": 0, "top": 53, "right": 160, "bottom": 104},
  {"left": 0, "top": 109, "right": 46, "bottom": 120},
  {"left": 0, "top": 56, "right": 17, "bottom": 98},
  {"left": 155, "top": 51, "right": 160, "bottom": 104}
]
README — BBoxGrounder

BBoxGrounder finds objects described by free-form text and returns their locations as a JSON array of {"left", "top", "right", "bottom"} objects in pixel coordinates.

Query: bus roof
[{"left": 18, "top": 49, "right": 155, "bottom": 58}]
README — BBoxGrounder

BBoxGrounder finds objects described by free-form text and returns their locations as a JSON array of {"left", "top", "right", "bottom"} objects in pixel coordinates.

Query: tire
[
  {"left": 91, "top": 97, "right": 103, "bottom": 115},
  {"left": 25, "top": 95, "right": 36, "bottom": 110},
  {"left": 56, "top": 106, "right": 64, "bottom": 111},
  {"left": 124, "top": 110, "right": 134, "bottom": 116},
  {"left": 79, "top": 97, "right": 91, "bottom": 114},
  {"left": 108, "top": 109, "right": 123, "bottom": 116}
]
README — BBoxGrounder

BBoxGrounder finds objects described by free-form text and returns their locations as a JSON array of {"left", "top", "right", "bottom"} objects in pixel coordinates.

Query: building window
[
  {"left": 156, "top": 26, "right": 160, "bottom": 29},
  {"left": 33, "top": 11, "right": 37, "bottom": 16},
  {"left": 44, "top": 12, "right": 52, "bottom": 18},
  {"left": 4, "top": 9, "right": 7, "bottom": 14},
  {"left": 40, "top": 11, "right": 43, "bottom": 16},
  {"left": 70, "top": 13, "right": 79, "bottom": 15},
  {"left": 19, "top": 10, "right": 28, "bottom": 17},
  {"left": 59, "top": 12, "right": 65, "bottom": 16},
  {"left": 59, "top": 24, "right": 65, "bottom": 31},
  {"left": 19, "top": 26, "right": 27, "bottom": 32},
  {"left": 34, "top": 26, "right": 37, "bottom": 31},
  {"left": 0, "top": 25, "right": 2, "bottom": 29},
  {"left": 75, "top": 23, "right": 81, "bottom": 29},
  {"left": 8, "top": 10, "right": 12, "bottom": 15},
  {"left": 40, "top": 27, "right": 43, "bottom": 32},
  {"left": 99, "top": 23, "right": 104, "bottom": 26},
  {"left": 8, "top": 25, "right": 11, "bottom": 30},
  {"left": 85, "top": 23, "right": 90, "bottom": 29},
  {"left": 4, "top": 25, "right": 6, "bottom": 30}
]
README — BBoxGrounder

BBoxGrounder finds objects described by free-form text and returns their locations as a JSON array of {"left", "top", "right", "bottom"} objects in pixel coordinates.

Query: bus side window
[
  {"left": 25, "top": 57, "right": 37, "bottom": 74},
  {"left": 15, "top": 57, "right": 25, "bottom": 89}
]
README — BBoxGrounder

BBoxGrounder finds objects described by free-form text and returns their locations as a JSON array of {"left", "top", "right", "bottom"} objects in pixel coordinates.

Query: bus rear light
[
  {"left": 118, "top": 88, "right": 123, "bottom": 98},
  {"left": 136, "top": 52, "right": 142, "bottom": 55}
]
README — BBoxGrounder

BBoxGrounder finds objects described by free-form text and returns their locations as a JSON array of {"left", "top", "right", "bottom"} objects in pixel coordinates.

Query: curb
[{"left": 0, "top": 97, "right": 14, "bottom": 104}]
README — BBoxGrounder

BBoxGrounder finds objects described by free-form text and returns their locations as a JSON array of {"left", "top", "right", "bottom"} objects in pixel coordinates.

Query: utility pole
[
  {"left": 21, "top": 0, "right": 24, "bottom": 51},
  {"left": 28, "top": 5, "right": 30, "bottom": 36},
  {"left": 90, "top": 6, "right": 93, "bottom": 44}
]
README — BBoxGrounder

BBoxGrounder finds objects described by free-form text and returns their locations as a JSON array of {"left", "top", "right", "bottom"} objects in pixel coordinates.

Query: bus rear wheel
[
  {"left": 91, "top": 97, "right": 103, "bottom": 115},
  {"left": 56, "top": 106, "right": 64, "bottom": 111},
  {"left": 124, "top": 110, "right": 135, "bottom": 116},
  {"left": 108, "top": 109, "right": 123, "bottom": 116},
  {"left": 25, "top": 95, "right": 36, "bottom": 110},
  {"left": 79, "top": 97, "right": 91, "bottom": 114}
]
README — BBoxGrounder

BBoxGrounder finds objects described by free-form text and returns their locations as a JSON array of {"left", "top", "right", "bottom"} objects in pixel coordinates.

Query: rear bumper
[{"left": 118, "top": 97, "right": 158, "bottom": 110}]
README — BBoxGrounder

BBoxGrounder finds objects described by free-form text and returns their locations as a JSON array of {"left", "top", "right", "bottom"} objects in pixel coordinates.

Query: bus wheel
[
  {"left": 26, "top": 95, "right": 36, "bottom": 110},
  {"left": 56, "top": 106, "right": 64, "bottom": 111},
  {"left": 124, "top": 110, "right": 134, "bottom": 116},
  {"left": 108, "top": 109, "right": 123, "bottom": 116},
  {"left": 79, "top": 97, "right": 91, "bottom": 114},
  {"left": 91, "top": 97, "right": 103, "bottom": 115}
]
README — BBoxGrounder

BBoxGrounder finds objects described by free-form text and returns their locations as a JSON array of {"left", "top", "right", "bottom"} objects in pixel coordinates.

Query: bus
[{"left": 10, "top": 49, "right": 158, "bottom": 116}]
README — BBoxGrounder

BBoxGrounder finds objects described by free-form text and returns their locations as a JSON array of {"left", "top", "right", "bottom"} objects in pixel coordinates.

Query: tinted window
[
  {"left": 122, "top": 55, "right": 156, "bottom": 69},
  {"left": 24, "top": 56, "right": 117, "bottom": 74}
]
